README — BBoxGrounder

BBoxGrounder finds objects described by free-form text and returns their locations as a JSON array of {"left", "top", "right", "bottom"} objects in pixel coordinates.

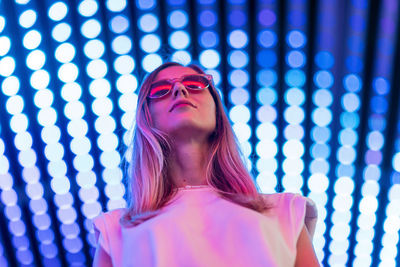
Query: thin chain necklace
[{"left": 176, "top": 184, "right": 211, "bottom": 190}]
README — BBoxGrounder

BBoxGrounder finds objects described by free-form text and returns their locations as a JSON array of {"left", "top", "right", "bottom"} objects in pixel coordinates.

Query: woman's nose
[{"left": 172, "top": 82, "right": 189, "bottom": 97}]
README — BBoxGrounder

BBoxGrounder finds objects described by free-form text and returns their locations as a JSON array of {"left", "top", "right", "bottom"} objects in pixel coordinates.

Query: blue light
[
  {"left": 336, "top": 164, "right": 355, "bottom": 177},
  {"left": 345, "top": 56, "right": 363, "bottom": 72},
  {"left": 167, "top": 0, "right": 186, "bottom": 5},
  {"left": 30, "top": 69, "right": 50, "bottom": 89},
  {"left": 315, "top": 51, "right": 335, "bottom": 69},
  {"left": 373, "top": 77, "right": 390, "bottom": 95},
  {"left": 51, "top": 23, "right": 72, "bottom": 42},
  {"left": 19, "top": 9, "right": 37, "bottom": 28},
  {"left": 136, "top": 0, "right": 156, "bottom": 10},
  {"left": 287, "top": 50, "right": 305, "bottom": 68},
  {"left": 258, "top": 9, "right": 276, "bottom": 27},
  {"left": 284, "top": 106, "right": 305, "bottom": 124},
  {"left": 228, "top": 30, "right": 248, "bottom": 49},
  {"left": 285, "top": 69, "right": 306, "bottom": 87},
  {"left": 367, "top": 131, "right": 384, "bottom": 150},
  {"left": 314, "top": 70, "right": 334, "bottom": 88},
  {"left": 140, "top": 34, "right": 161, "bottom": 53},
  {"left": 26, "top": 49, "right": 46, "bottom": 70},
  {"left": 199, "top": 31, "right": 218, "bottom": 48},
  {"left": 55, "top": 43, "right": 75, "bottom": 63},
  {"left": 228, "top": 69, "right": 248, "bottom": 87},
  {"left": 312, "top": 108, "right": 332, "bottom": 126},
  {"left": 0, "top": 36, "right": 11, "bottom": 57},
  {"left": 311, "top": 126, "right": 331, "bottom": 143},
  {"left": 0, "top": 16, "right": 5, "bottom": 33},
  {"left": 287, "top": 30, "right": 306, "bottom": 48},
  {"left": 23, "top": 30, "right": 41, "bottom": 50},
  {"left": 168, "top": 10, "right": 188, "bottom": 29},
  {"left": 340, "top": 112, "right": 360, "bottom": 128},
  {"left": 344, "top": 74, "right": 362, "bottom": 92},
  {"left": 106, "top": 0, "right": 127, "bottom": 12},
  {"left": 110, "top": 15, "right": 129, "bottom": 34},
  {"left": 257, "top": 50, "right": 277, "bottom": 68},
  {"left": 257, "top": 88, "right": 277, "bottom": 106},
  {"left": 257, "top": 70, "right": 277, "bottom": 87},
  {"left": 258, "top": 30, "right": 276, "bottom": 48},
  {"left": 370, "top": 96, "right": 388, "bottom": 114},
  {"left": 58, "top": 63, "right": 79, "bottom": 83},
  {"left": 228, "top": 50, "right": 248, "bottom": 68},
  {"left": 285, "top": 88, "right": 305, "bottom": 106},
  {"left": 199, "top": 10, "right": 217, "bottom": 27},
  {"left": 339, "top": 129, "right": 358, "bottom": 146},
  {"left": 311, "top": 143, "right": 331, "bottom": 159},
  {"left": 199, "top": 49, "right": 220, "bottom": 69},
  {"left": 229, "top": 10, "right": 246, "bottom": 27},
  {"left": 111, "top": 35, "right": 132, "bottom": 54},
  {"left": 229, "top": 105, "right": 250, "bottom": 123},
  {"left": 114, "top": 55, "right": 135, "bottom": 74},
  {"left": 48, "top": 2, "right": 68, "bottom": 21},
  {"left": 169, "top": 31, "right": 190, "bottom": 50},
  {"left": 141, "top": 54, "right": 162, "bottom": 72},
  {"left": 84, "top": 40, "right": 105, "bottom": 59},
  {"left": 138, "top": 14, "right": 159, "bottom": 32},
  {"left": 342, "top": 93, "right": 360, "bottom": 112},
  {"left": 368, "top": 115, "right": 386, "bottom": 131},
  {"left": 81, "top": 19, "right": 102, "bottom": 39},
  {"left": 78, "top": 0, "right": 98, "bottom": 17}
]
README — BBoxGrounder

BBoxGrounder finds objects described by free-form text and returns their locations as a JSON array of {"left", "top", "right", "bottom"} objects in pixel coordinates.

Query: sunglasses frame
[{"left": 147, "top": 74, "right": 214, "bottom": 99}]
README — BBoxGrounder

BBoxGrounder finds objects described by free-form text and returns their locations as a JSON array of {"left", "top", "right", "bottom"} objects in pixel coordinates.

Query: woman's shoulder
[
  {"left": 92, "top": 208, "right": 126, "bottom": 231},
  {"left": 258, "top": 192, "right": 318, "bottom": 238},
  {"left": 260, "top": 192, "right": 316, "bottom": 213}
]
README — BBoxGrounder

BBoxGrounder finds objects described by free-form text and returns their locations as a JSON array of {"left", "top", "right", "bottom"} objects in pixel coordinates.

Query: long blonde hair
[{"left": 121, "top": 62, "right": 268, "bottom": 227}]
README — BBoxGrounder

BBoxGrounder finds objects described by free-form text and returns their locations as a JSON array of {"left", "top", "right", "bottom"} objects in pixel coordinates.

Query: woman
[{"left": 92, "top": 62, "right": 320, "bottom": 266}]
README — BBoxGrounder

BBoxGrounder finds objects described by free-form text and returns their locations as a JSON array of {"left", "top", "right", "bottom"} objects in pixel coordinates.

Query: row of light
[
  {"left": 194, "top": 0, "right": 222, "bottom": 100},
  {"left": 21, "top": 0, "right": 85, "bottom": 264},
  {"left": 304, "top": 0, "right": 330, "bottom": 261},
  {"left": 225, "top": 1, "right": 252, "bottom": 176},
  {"left": 378, "top": 0, "right": 400, "bottom": 263},
  {"left": 330, "top": 0, "right": 367, "bottom": 266},
  {"left": 50, "top": 1, "right": 102, "bottom": 261},
  {"left": 254, "top": 1, "right": 279, "bottom": 193},
  {"left": 77, "top": 0, "right": 128, "bottom": 251},
  {"left": 1, "top": 0, "right": 59, "bottom": 265},
  {"left": 355, "top": 0, "right": 400, "bottom": 266},
  {"left": 282, "top": 0, "right": 308, "bottom": 195}
]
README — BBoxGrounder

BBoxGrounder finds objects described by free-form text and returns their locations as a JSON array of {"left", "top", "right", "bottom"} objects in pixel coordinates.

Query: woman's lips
[{"left": 172, "top": 103, "right": 193, "bottom": 110}]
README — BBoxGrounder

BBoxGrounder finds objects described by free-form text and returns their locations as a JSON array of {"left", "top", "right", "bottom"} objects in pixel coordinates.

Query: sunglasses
[{"left": 148, "top": 74, "right": 213, "bottom": 99}]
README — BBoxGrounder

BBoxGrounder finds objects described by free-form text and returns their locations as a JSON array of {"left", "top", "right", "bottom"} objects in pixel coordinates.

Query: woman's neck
[{"left": 168, "top": 140, "right": 209, "bottom": 188}]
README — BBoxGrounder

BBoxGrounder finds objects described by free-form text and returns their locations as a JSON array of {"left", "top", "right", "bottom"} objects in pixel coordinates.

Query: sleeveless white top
[{"left": 93, "top": 187, "right": 317, "bottom": 267}]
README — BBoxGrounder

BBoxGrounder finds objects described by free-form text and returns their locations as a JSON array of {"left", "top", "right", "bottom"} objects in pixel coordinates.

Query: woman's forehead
[{"left": 154, "top": 66, "right": 199, "bottom": 81}]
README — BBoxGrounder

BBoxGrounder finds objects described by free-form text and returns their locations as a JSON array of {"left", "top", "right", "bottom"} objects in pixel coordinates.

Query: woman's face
[{"left": 148, "top": 66, "right": 216, "bottom": 140}]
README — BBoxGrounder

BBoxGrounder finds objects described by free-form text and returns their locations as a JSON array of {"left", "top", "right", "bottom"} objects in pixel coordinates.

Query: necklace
[{"left": 176, "top": 184, "right": 211, "bottom": 190}]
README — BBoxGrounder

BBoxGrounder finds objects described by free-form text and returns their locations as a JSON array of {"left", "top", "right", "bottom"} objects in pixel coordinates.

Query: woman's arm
[
  {"left": 294, "top": 225, "right": 320, "bottom": 267},
  {"left": 92, "top": 244, "right": 113, "bottom": 267}
]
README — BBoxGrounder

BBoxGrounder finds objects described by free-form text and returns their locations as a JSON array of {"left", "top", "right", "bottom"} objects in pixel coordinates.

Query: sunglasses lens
[
  {"left": 149, "top": 83, "right": 171, "bottom": 98},
  {"left": 148, "top": 75, "right": 211, "bottom": 99},
  {"left": 182, "top": 75, "right": 209, "bottom": 90}
]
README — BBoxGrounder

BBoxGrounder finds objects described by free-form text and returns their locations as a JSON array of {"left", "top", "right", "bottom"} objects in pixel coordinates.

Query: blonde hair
[{"left": 121, "top": 62, "right": 268, "bottom": 227}]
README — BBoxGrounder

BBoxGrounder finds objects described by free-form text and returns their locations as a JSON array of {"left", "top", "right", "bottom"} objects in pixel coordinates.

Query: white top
[{"left": 93, "top": 187, "right": 318, "bottom": 267}]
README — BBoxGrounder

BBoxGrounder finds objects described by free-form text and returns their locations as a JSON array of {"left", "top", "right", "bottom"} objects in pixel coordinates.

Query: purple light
[
  {"left": 365, "top": 150, "right": 382, "bottom": 165},
  {"left": 229, "top": 10, "right": 246, "bottom": 27},
  {"left": 258, "top": 9, "right": 276, "bottom": 27}
]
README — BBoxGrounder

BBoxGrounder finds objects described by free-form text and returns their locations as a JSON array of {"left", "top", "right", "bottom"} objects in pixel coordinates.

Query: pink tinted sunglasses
[{"left": 148, "top": 74, "right": 213, "bottom": 99}]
